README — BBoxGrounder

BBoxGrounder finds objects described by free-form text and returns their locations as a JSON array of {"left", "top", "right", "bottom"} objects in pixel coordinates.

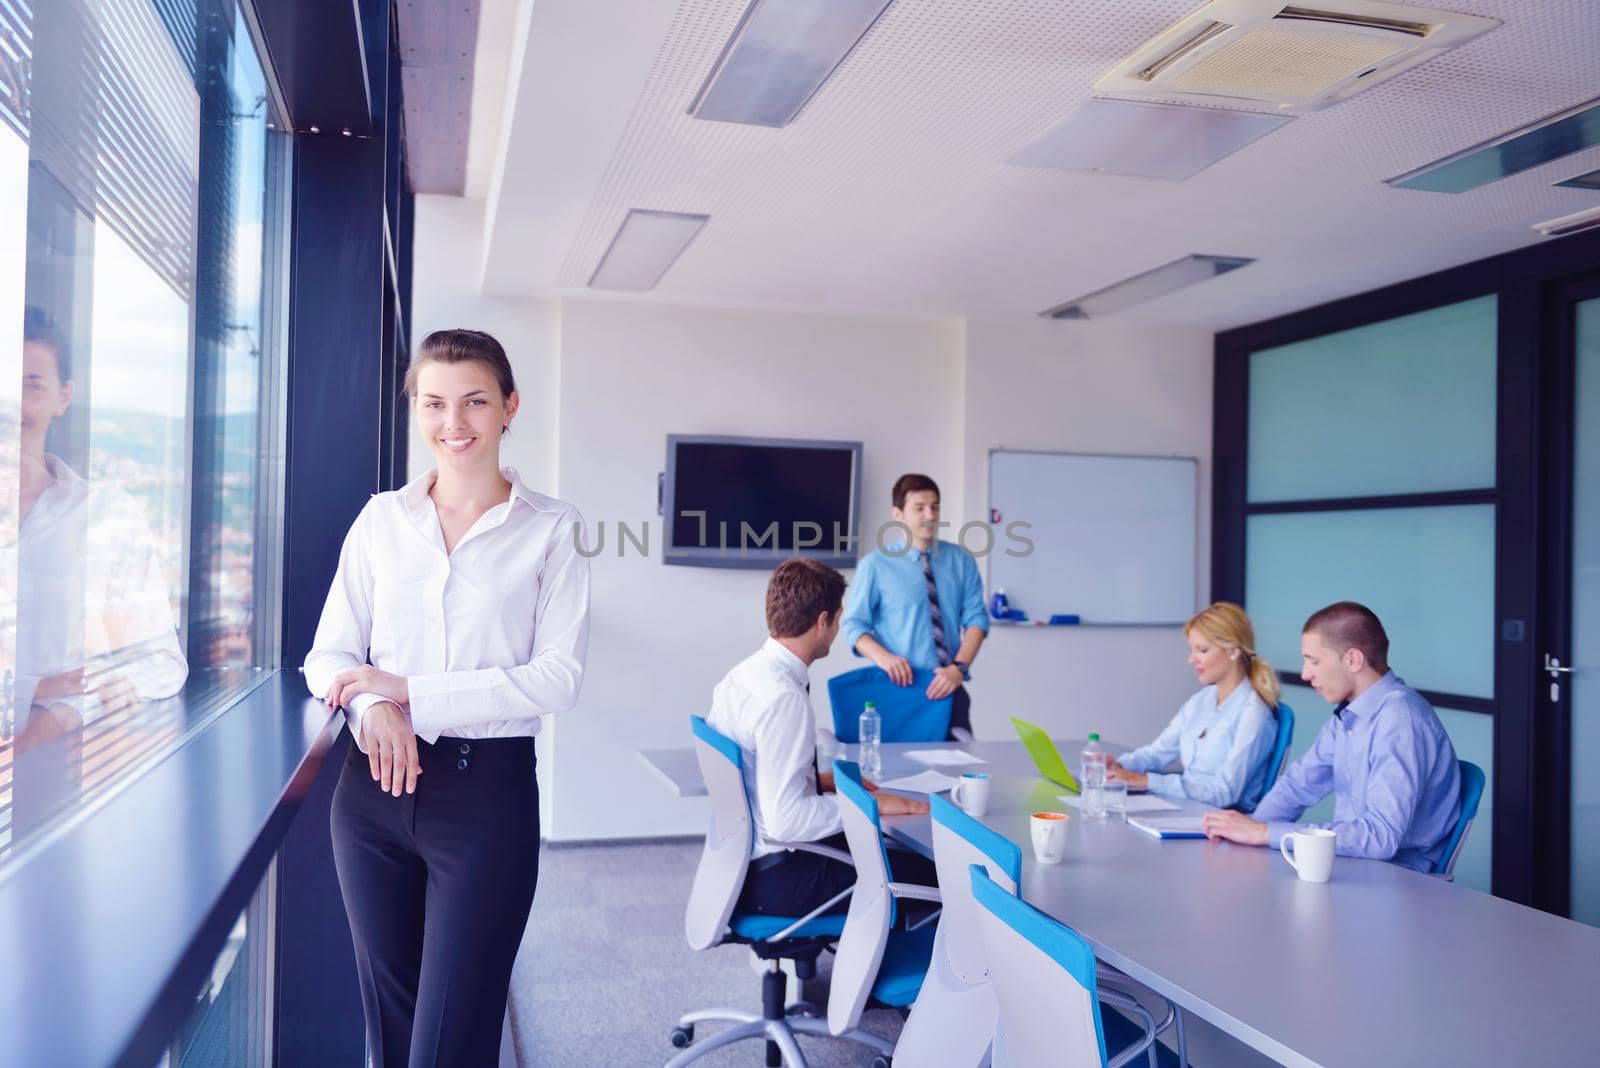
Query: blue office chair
[
  {"left": 827, "top": 759, "right": 941, "bottom": 1057},
  {"left": 1241, "top": 701, "right": 1295, "bottom": 813},
  {"left": 969, "top": 865, "right": 1161, "bottom": 1068},
  {"left": 1435, "top": 759, "right": 1486, "bottom": 881},
  {"left": 671, "top": 717, "right": 891, "bottom": 1066},
  {"left": 827, "top": 665, "right": 953, "bottom": 743}
]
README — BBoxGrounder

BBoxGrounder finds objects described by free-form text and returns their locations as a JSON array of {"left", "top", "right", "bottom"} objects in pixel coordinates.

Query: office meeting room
[{"left": 5, "top": 0, "right": 1600, "bottom": 1065}]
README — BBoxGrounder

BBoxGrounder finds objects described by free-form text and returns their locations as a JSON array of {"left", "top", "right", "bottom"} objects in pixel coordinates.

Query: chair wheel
[{"left": 670, "top": 1025, "right": 694, "bottom": 1048}]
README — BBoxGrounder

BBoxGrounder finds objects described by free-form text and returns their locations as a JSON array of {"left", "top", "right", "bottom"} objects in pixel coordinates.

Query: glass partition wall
[
  {"left": 1216, "top": 233, "right": 1600, "bottom": 913},
  {"left": 1228, "top": 297, "right": 1500, "bottom": 892}
]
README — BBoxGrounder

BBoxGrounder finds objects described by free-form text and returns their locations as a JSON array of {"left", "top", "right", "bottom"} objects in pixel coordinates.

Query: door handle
[{"left": 1545, "top": 654, "right": 1585, "bottom": 675}]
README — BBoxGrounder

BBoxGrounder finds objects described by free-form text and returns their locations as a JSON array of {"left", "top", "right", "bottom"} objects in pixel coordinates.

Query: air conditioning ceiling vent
[{"left": 1097, "top": 0, "right": 1498, "bottom": 112}]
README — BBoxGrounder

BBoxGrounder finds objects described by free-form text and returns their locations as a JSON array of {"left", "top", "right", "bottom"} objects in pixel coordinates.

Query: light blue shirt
[
  {"left": 1118, "top": 683, "right": 1277, "bottom": 810},
  {"left": 840, "top": 540, "right": 989, "bottom": 671},
  {"left": 1254, "top": 672, "right": 1461, "bottom": 872}
]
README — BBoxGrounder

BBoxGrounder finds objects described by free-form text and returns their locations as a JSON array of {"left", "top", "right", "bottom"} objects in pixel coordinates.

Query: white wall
[
  {"left": 410, "top": 196, "right": 561, "bottom": 493},
  {"left": 959, "top": 318, "right": 1215, "bottom": 751},
  {"left": 409, "top": 196, "right": 1217, "bottom": 840}
]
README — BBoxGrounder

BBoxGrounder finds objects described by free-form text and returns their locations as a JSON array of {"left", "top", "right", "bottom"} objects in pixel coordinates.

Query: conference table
[{"left": 642, "top": 739, "right": 1600, "bottom": 1067}]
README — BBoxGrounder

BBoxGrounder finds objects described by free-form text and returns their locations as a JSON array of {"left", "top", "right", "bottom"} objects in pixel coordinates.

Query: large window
[
  {"left": 1221, "top": 296, "right": 1499, "bottom": 893},
  {"left": 0, "top": 0, "right": 288, "bottom": 866}
]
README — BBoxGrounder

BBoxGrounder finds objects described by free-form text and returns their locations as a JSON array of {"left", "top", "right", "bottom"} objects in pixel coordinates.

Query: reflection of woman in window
[
  {"left": 6, "top": 306, "right": 187, "bottom": 746},
  {"left": 304, "top": 329, "right": 590, "bottom": 1066}
]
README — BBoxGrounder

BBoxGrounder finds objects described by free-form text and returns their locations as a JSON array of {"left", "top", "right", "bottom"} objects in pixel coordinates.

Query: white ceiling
[{"left": 475, "top": 0, "right": 1600, "bottom": 330}]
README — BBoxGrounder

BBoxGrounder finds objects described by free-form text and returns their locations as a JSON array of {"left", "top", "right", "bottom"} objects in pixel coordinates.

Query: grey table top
[{"left": 646, "top": 739, "right": 1600, "bottom": 1067}]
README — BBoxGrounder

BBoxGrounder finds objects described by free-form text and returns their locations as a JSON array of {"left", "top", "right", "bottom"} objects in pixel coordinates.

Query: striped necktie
[{"left": 919, "top": 549, "right": 952, "bottom": 667}]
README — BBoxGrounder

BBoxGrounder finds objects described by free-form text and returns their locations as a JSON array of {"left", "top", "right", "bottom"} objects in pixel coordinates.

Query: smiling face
[
  {"left": 1186, "top": 626, "right": 1241, "bottom": 687},
  {"left": 413, "top": 358, "right": 519, "bottom": 470}
]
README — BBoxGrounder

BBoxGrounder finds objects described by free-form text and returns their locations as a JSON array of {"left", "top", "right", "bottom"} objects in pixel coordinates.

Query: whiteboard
[{"left": 988, "top": 450, "right": 1198, "bottom": 625}]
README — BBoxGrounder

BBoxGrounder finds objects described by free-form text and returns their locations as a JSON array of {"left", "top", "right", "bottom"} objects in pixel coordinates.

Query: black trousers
[
  {"left": 949, "top": 685, "right": 971, "bottom": 739},
  {"left": 738, "top": 832, "right": 939, "bottom": 918},
  {"left": 331, "top": 735, "right": 539, "bottom": 1068}
]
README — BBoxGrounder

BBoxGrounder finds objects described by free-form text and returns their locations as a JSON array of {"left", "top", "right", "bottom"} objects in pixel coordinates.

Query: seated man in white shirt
[{"left": 709, "top": 558, "right": 932, "bottom": 919}]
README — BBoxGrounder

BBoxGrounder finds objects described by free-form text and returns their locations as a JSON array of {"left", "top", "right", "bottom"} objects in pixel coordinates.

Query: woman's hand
[
  {"left": 326, "top": 666, "right": 409, "bottom": 710},
  {"left": 1106, "top": 766, "right": 1148, "bottom": 790},
  {"left": 361, "top": 701, "right": 420, "bottom": 796}
]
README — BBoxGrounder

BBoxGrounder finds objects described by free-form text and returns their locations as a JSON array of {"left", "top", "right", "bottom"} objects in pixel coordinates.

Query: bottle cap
[
  {"left": 1087, "top": 732, "right": 1100, "bottom": 741},
  {"left": 865, "top": 701, "right": 876, "bottom": 711}
]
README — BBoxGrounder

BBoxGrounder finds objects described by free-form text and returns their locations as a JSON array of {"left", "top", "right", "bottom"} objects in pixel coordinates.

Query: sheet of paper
[
  {"left": 875, "top": 769, "right": 961, "bottom": 795},
  {"left": 1059, "top": 794, "right": 1181, "bottom": 814},
  {"left": 903, "top": 749, "right": 987, "bottom": 767}
]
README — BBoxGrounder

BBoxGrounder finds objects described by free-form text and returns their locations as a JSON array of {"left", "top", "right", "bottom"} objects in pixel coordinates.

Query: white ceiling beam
[{"left": 479, "top": 0, "right": 681, "bottom": 296}]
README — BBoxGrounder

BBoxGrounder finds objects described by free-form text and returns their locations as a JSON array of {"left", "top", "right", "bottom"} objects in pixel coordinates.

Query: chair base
[{"left": 667, "top": 964, "right": 896, "bottom": 1067}]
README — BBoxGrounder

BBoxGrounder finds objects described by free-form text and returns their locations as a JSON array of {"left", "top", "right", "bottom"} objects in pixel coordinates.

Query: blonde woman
[{"left": 1106, "top": 602, "right": 1279, "bottom": 811}]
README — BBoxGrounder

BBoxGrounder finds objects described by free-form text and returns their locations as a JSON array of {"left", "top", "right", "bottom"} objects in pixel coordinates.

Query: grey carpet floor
[
  {"left": 501, "top": 840, "right": 1278, "bottom": 1068},
  {"left": 503, "top": 840, "right": 902, "bottom": 1067}
]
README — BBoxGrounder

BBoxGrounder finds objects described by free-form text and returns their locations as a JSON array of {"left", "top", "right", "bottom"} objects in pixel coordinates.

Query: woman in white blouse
[
  {"left": 303, "top": 329, "right": 589, "bottom": 1067},
  {"left": 1106, "top": 602, "right": 1279, "bottom": 811}
]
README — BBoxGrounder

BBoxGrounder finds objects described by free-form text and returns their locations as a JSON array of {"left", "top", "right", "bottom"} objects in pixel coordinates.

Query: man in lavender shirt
[{"left": 1201, "top": 602, "right": 1462, "bottom": 873}]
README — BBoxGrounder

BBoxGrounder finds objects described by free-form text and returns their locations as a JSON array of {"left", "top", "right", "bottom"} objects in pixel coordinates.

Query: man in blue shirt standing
[
  {"left": 1201, "top": 602, "right": 1461, "bottom": 872},
  {"left": 840, "top": 474, "right": 990, "bottom": 738}
]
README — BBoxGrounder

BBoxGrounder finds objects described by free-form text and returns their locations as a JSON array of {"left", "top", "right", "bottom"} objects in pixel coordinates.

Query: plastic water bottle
[
  {"left": 1081, "top": 733, "right": 1107, "bottom": 818},
  {"left": 859, "top": 701, "right": 882, "bottom": 778}
]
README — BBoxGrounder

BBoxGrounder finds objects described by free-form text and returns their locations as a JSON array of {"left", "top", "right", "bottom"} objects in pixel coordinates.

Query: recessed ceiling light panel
[
  {"left": 588, "top": 210, "right": 710, "bottom": 292},
  {"left": 1011, "top": 98, "right": 1291, "bottom": 181},
  {"left": 1556, "top": 166, "right": 1600, "bottom": 193},
  {"left": 1388, "top": 96, "right": 1600, "bottom": 193},
  {"left": 688, "top": 0, "right": 895, "bottom": 128},
  {"left": 1041, "top": 255, "right": 1255, "bottom": 320}
]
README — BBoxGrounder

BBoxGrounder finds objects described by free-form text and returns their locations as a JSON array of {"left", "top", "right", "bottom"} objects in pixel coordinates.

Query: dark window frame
[{"left": 1213, "top": 228, "right": 1600, "bottom": 905}]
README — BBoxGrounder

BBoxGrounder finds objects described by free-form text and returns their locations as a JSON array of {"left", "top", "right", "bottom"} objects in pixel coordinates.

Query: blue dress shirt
[
  {"left": 1253, "top": 672, "right": 1461, "bottom": 872},
  {"left": 840, "top": 540, "right": 989, "bottom": 671},
  {"left": 1118, "top": 683, "right": 1277, "bottom": 810}
]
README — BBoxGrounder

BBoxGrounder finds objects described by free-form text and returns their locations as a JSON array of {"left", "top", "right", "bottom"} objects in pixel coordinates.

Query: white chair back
[
  {"left": 895, "top": 794, "right": 1023, "bottom": 1066},
  {"left": 827, "top": 760, "right": 894, "bottom": 1037},
  {"left": 684, "top": 716, "right": 753, "bottom": 952},
  {"left": 969, "top": 864, "right": 1107, "bottom": 1068},
  {"left": 930, "top": 794, "right": 1021, "bottom": 980}
]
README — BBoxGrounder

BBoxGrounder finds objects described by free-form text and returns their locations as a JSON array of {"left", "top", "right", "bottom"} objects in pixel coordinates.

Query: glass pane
[
  {"left": 159, "top": 859, "right": 275, "bottom": 1067},
  {"left": 1572, "top": 297, "right": 1600, "bottom": 927},
  {"left": 1248, "top": 296, "right": 1497, "bottom": 502},
  {"left": 1246, "top": 505, "right": 1495, "bottom": 698},
  {"left": 0, "top": 0, "right": 285, "bottom": 867},
  {"left": 1275, "top": 683, "right": 1492, "bottom": 892}
]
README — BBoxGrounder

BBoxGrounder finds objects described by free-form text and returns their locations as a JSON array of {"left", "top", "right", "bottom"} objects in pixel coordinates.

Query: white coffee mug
[
  {"left": 950, "top": 772, "right": 992, "bottom": 817},
  {"left": 1280, "top": 827, "right": 1336, "bottom": 883},
  {"left": 1031, "top": 811, "right": 1069, "bottom": 864}
]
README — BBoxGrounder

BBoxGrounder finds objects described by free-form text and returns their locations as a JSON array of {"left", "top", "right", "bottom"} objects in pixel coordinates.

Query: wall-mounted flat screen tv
[{"left": 662, "top": 435, "right": 863, "bottom": 569}]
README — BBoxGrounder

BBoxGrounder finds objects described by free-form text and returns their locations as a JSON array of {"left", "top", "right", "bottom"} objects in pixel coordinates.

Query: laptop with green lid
[{"left": 1010, "top": 716, "right": 1081, "bottom": 793}]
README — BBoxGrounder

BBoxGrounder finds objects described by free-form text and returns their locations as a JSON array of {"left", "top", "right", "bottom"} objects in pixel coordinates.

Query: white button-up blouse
[{"left": 303, "top": 467, "right": 590, "bottom": 749}]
